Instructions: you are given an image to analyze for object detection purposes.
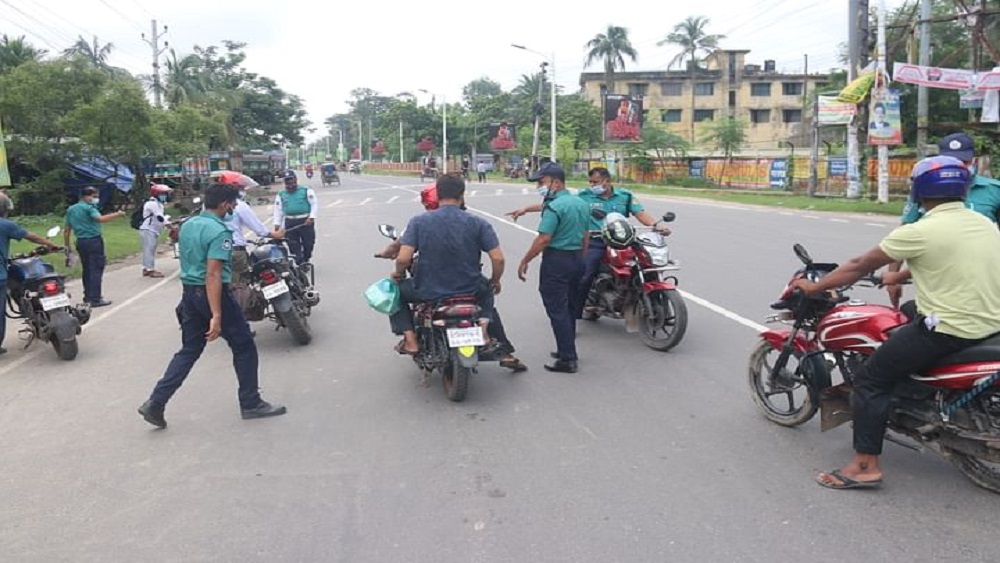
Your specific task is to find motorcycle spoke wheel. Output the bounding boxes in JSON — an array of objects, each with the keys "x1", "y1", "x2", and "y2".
[
  {"x1": 944, "y1": 446, "x2": 1000, "y2": 494},
  {"x1": 639, "y1": 290, "x2": 688, "y2": 351},
  {"x1": 747, "y1": 339, "x2": 818, "y2": 427}
]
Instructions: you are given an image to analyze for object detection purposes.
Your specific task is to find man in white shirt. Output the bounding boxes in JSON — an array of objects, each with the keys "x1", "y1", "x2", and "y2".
[
  {"x1": 272, "y1": 170, "x2": 318, "y2": 263},
  {"x1": 140, "y1": 184, "x2": 172, "y2": 278},
  {"x1": 224, "y1": 184, "x2": 285, "y2": 310},
  {"x1": 476, "y1": 161, "x2": 488, "y2": 183}
]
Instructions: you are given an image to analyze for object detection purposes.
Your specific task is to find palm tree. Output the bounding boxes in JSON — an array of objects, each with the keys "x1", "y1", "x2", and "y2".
[
  {"x1": 163, "y1": 49, "x2": 209, "y2": 107},
  {"x1": 63, "y1": 35, "x2": 115, "y2": 70},
  {"x1": 584, "y1": 25, "x2": 638, "y2": 96},
  {"x1": 658, "y1": 16, "x2": 725, "y2": 142},
  {"x1": 0, "y1": 35, "x2": 46, "y2": 74}
]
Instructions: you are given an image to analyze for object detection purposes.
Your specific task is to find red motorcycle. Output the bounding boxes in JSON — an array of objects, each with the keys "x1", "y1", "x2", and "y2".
[
  {"x1": 585, "y1": 211, "x2": 687, "y2": 351},
  {"x1": 748, "y1": 244, "x2": 1000, "y2": 493}
]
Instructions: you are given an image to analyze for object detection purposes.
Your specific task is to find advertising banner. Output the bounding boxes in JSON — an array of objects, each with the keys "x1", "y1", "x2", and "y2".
[
  {"x1": 769, "y1": 159, "x2": 788, "y2": 189},
  {"x1": 893, "y1": 63, "x2": 975, "y2": 90},
  {"x1": 817, "y1": 96, "x2": 856, "y2": 125},
  {"x1": 689, "y1": 159, "x2": 705, "y2": 178},
  {"x1": 867, "y1": 90, "x2": 902, "y2": 146},
  {"x1": 603, "y1": 94, "x2": 642, "y2": 142},
  {"x1": 488, "y1": 122, "x2": 517, "y2": 151},
  {"x1": 416, "y1": 136, "x2": 435, "y2": 152}
]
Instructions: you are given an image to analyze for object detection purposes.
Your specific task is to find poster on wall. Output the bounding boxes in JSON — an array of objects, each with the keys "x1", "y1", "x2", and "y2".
[
  {"x1": 603, "y1": 94, "x2": 643, "y2": 142},
  {"x1": 416, "y1": 136, "x2": 436, "y2": 152},
  {"x1": 488, "y1": 122, "x2": 517, "y2": 150},
  {"x1": 867, "y1": 90, "x2": 902, "y2": 146}
]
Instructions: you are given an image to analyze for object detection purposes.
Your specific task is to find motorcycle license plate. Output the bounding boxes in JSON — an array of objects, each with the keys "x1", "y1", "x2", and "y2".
[
  {"x1": 39, "y1": 293, "x2": 71, "y2": 311},
  {"x1": 446, "y1": 327, "x2": 485, "y2": 348},
  {"x1": 261, "y1": 280, "x2": 289, "y2": 300}
]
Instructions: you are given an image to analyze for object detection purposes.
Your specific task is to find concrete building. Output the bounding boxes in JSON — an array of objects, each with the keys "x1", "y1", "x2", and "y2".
[{"x1": 579, "y1": 49, "x2": 835, "y2": 151}]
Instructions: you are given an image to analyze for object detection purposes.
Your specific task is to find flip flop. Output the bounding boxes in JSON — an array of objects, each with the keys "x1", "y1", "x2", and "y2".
[
  {"x1": 393, "y1": 339, "x2": 418, "y2": 356},
  {"x1": 816, "y1": 470, "x2": 883, "y2": 490},
  {"x1": 499, "y1": 357, "x2": 527, "y2": 373}
]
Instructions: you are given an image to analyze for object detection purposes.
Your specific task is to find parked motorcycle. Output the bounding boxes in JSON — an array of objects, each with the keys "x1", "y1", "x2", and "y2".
[
  {"x1": 749, "y1": 243, "x2": 1000, "y2": 493},
  {"x1": 243, "y1": 225, "x2": 319, "y2": 345},
  {"x1": 377, "y1": 223, "x2": 483, "y2": 402},
  {"x1": 6, "y1": 227, "x2": 90, "y2": 360},
  {"x1": 584, "y1": 210, "x2": 687, "y2": 351}
]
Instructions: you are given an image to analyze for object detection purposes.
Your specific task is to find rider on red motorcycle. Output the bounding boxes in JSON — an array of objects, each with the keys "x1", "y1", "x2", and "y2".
[
  {"x1": 388, "y1": 175, "x2": 505, "y2": 358},
  {"x1": 376, "y1": 183, "x2": 527, "y2": 372},
  {"x1": 792, "y1": 155, "x2": 1000, "y2": 490}
]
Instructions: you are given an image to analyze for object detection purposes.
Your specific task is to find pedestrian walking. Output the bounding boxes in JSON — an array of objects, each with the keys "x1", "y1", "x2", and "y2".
[
  {"x1": 477, "y1": 161, "x2": 487, "y2": 183},
  {"x1": 138, "y1": 184, "x2": 173, "y2": 278},
  {"x1": 64, "y1": 186, "x2": 126, "y2": 307},
  {"x1": 273, "y1": 170, "x2": 317, "y2": 264},
  {"x1": 517, "y1": 162, "x2": 590, "y2": 373},
  {"x1": 138, "y1": 183, "x2": 286, "y2": 429}
]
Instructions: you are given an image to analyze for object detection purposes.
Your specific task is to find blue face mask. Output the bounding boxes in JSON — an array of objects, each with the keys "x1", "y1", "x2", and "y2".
[
  {"x1": 536, "y1": 186, "x2": 549, "y2": 198},
  {"x1": 157, "y1": 194, "x2": 169, "y2": 203},
  {"x1": 223, "y1": 211, "x2": 234, "y2": 222},
  {"x1": 88, "y1": 198, "x2": 100, "y2": 207},
  {"x1": 590, "y1": 185, "x2": 607, "y2": 196}
]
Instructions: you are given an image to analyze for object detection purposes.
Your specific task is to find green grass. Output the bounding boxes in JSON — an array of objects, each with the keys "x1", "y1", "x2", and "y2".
[{"x1": 9, "y1": 214, "x2": 141, "y2": 279}]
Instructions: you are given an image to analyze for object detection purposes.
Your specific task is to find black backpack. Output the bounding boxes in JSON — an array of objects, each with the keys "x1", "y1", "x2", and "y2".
[{"x1": 130, "y1": 205, "x2": 149, "y2": 230}]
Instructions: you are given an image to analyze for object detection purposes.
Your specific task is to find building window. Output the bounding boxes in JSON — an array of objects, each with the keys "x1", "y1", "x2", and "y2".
[
  {"x1": 782, "y1": 82, "x2": 803, "y2": 96},
  {"x1": 694, "y1": 109, "x2": 715, "y2": 122},
  {"x1": 750, "y1": 83, "x2": 771, "y2": 97},
  {"x1": 750, "y1": 109, "x2": 771, "y2": 124},
  {"x1": 660, "y1": 82, "x2": 682, "y2": 96},
  {"x1": 782, "y1": 109, "x2": 802, "y2": 122},
  {"x1": 728, "y1": 91, "x2": 736, "y2": 107},
  {"x1": 661, "y1": 109, "x2": 682, "y2": 123},
  {"x1": 628, "y1": 83, "x2": 648, "y2": 97},
  {"x1": 694, "y1": 82, "x2": 715, "y2": 96},
  {"x1": 599, "y1": 84, "x2": 607, "y2": 98}
]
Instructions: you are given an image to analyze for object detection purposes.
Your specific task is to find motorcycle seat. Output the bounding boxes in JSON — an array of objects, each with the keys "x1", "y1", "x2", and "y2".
[
  {"x1": 415, "y1": 295, "x2": 480, "y2": 319},
  {"x1": 930, "y1": 333, "x2": 1000, "y2": 367}
]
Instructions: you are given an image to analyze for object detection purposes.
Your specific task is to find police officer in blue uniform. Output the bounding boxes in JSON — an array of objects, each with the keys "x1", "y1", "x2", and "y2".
[
  {"x1": 138, "y1": 183, "x2": 286, "y2": 428},
  {"x1": 517, "y1": 162, "x2": 590, "y2": 373},
  {"x1": 576, "y1": 166, "x2": 672, "y2": 319}
]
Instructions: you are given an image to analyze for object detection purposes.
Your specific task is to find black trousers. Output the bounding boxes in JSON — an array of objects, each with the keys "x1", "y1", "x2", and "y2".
[
  {"x1": 389, "y1": 278, "x2": 495, "y2": 334},
  {"x1": 539, "y1": 249, "x2": 584, "y2": 362},
  {"x1": 76, "y1": 236, "x2": 106, "y2": 304},
  {"x1": 853, "y1": 317, "x2": 981, "y2": 455},
  {"x1": 285, "y1": 218, "x2": 316, "y2": 263}
]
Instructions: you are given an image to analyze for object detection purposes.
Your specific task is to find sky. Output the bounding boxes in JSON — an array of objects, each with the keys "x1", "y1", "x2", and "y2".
[{"x1": 2, "y1": 0, "x2": 907, "y2": 143}]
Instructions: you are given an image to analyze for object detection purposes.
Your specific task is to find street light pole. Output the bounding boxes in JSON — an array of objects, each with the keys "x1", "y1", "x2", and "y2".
[
  {"x1": 419, "y1": 89, "x2": 448, "y2": 173},
  {"x1": 512, "y1": 44, "x2": 558, "y2": 162}
]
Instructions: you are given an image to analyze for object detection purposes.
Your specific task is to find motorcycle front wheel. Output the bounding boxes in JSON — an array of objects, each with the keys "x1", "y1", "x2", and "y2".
[
  {"x1": 639, "y1": 289, "x2": 687, "y2": 351},
  {"x1": 747, "y1": 339, "x2": 821, "y2": 427}
]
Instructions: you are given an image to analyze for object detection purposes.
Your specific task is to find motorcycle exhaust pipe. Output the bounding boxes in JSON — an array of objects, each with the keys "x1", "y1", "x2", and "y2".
[{"x1": 303, "y1": 290, "x2": 321, "y2": 307}]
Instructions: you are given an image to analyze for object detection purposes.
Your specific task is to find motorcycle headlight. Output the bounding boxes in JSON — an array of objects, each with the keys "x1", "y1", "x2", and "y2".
[{"x1": 646, "y1": 245, "x2": 671, "y2": 266}]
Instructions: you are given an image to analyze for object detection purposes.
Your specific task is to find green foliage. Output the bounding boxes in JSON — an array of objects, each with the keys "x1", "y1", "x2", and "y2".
[
  {"x1": 584, "y1": 25, "x2": 639, "y2": 94},
  {"x1": 657, "y1": 16, "x2": 725, "y2": 71},
  {"x1": 702, "y1": 118, "x2": 747, "y2": 158}
]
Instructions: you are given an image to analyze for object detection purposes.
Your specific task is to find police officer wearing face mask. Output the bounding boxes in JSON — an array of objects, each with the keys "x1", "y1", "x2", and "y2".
[
  {"x1": 576, "y1": 167, "x2": 671, "y2": 320},
  {"x1": 138, "y1": 183, "x2": 286, "y2": 429},
  {"x1": 273, "y1": 170, "x2": 318, "y2": 264},
  {"x1": 64, "y1": 186, "x2": 126, "y2": 307},
  {"x1": 517, "y1": 162, "x2": 590, "y2": 373}
]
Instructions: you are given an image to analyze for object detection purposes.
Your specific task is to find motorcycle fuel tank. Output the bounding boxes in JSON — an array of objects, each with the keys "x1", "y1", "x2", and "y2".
[{"x1": 815, "y1": 303, "x2": 907, "y2": 354}]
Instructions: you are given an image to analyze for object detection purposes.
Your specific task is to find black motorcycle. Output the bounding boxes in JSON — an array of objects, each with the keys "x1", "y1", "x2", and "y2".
[
  {"x1": 6, "y1": 228, "x2": 90, "y2": 360},
  {"x1": 243, "y1": 227, "x2": 319, "y2": 345},
  {"x1": 376, "y1": 224, "x2": 483, "y2": 402}
]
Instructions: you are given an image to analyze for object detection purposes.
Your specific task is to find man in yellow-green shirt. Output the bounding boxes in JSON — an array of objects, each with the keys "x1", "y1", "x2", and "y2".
[{"x1": 793, "y1": 156, "x2": 1000, "y2": 491}]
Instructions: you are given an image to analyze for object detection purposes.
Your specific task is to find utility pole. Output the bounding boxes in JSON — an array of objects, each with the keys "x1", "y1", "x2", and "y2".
[
  {"x1": 846, "y1": 0, "x2": 870, "y2": 199},
  {"x1": 550, "y1": 52, "x2": 557, "y2": 162},
  {"x1": 807, "y1": 54, "x2": 820, "y2": 197},
  {"x1": 530, "y1": 61, "x2": 547, "y2": 172},
  {"x1": 141, "y1": 20, "x2": 168, "y2": 108},
  {"x1": 877, "y1": 0, "x2": 890, "y2": 204},
  {"x1": 399, "y1": 120, "x2": 405, "y2": 164},
  {"x1": 917, "y1": 0, "x2": 932, "y2": 156}
]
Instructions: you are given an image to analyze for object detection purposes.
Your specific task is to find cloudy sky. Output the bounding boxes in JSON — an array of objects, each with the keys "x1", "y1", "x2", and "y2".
[{"x1": 3, "y1": 0, "x2": 905, "y2": 141}]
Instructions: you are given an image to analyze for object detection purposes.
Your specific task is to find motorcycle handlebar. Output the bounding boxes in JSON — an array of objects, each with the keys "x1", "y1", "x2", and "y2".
[{"x1": 12, "y1": 245, "x2": 65, "y2": 259}]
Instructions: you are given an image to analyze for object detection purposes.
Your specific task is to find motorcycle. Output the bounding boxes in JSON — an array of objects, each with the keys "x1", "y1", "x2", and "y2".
[
  {"x1": 377, "y1": 223, "x2": 482, "y2": 402},
  {"x1": 305, "y1": 169, "x2": 314, "y2": 179},
  {"x1": 243, "y1": 224, "x2": 319, "y2": 345},
  {"x1": 748, "y1": 243, "x2": 1000, "y2": 493},
  {"x1": 164, "y1": 197, "x2": 200, "y2": 259},
  {"x1": 584, "y1": 210, "x2": 688, "y2": 351},
  {"x1": 6, "y1": 227, "x2": 91, "y2": 360}
]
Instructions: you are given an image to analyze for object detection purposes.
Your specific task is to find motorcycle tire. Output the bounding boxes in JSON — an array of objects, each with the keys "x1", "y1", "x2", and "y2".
[
  {"x1": 746, "y1": 339, "x2": 822, "y2": 427},
  {"x1": 944, "y1": 448, "x2": 1000, "y2": 494},
  {"x1": 442, "y1": 350, "x2": 470, "y2": 402},
  {"x1": 50, "y1": 334, "x2": 78, "y2": 361},
  {"x1": 639, "y1": 289, "x2": 688, "y2": 351},
  {"x1": 278, "y1": 305, "x2": 312, "y2": 345}
]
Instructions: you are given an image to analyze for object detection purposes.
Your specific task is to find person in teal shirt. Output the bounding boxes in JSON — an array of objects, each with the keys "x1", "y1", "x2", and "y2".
[
  {"x1": 889, "y1": 132, "x2": 1000, "y2": 309},
  {"x1": 576, "y1": 167, "x2": 673, "y2": 320},
  {"x1": 64, "y1": 186, "x2": 126, "y2": 307},
  {"x1": 138, "y1": 183, "x2": 286, "y2": 429},
  {"x1": 518, "y1": 162, "x2": 590, "y2": 373}
]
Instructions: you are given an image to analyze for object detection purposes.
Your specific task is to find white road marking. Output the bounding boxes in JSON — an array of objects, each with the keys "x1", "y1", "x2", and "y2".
[
  {"x1": 359, "y1": 198, "x2": 373, "y2": 206},
  {"x1": 803, "y1": 215, "x2": 820, "y2": 220},
  {"x1": 470, "y1": 191, "x2": 478, "y2": 197},
  {"x1": 325, "y1": 199, "x2": 343, "y2": 208},
  {"x1": 830, "y1": 218, "x2": 850, "y2": 223},
  {"x1": 465, "y1": 205, "x2": 769, "y2": 335},
  {"x1": 778, "y1": 211, "x2": 793, "y2": 216},
  {"x1": 866, "y1": 222, "x2": 885, "y2": 227},
  {"x1": 386, "y1": 196, "x2": 399, "y2": 204}
]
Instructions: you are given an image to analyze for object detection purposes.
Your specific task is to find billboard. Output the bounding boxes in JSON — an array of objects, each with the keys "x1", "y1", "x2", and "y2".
[
  {"x1": 416, "y1": 136, "x2": 435, "y2": 152},
  {"x1": 868, "y1": 90, "x2": 902, "y2": 146},
  {"x1": 488, "y1": 122, "x2": 516, "y2": 151},
  {"x1": 603, "y1": 94, "x2": 643, "y2": 142},
  {"x1": 370, "y1": 139, "x2": 386, "y2": 156}
]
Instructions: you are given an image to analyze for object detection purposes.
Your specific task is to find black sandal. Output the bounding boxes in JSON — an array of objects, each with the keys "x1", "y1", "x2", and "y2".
[{"x1": 499, "y1": 356, "x2": 527, "y2": 373}]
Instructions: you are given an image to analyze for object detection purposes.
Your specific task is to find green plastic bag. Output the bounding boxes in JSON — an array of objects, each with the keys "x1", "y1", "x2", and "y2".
[{"x1": 364, "y1": 277, "x2": 401, "y2": 315}]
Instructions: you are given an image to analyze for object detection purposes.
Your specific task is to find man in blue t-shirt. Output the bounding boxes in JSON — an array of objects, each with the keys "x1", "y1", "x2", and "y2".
[
  {"x1": 0, "y1": 193, "x2": 62, "y2": 354},
  {"x1": 390, "y1": 174, "x2": 505, "y2": 354}
]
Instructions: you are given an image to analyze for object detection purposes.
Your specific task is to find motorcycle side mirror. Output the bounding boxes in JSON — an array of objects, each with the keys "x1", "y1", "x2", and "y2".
[
  {"x1": 591, "y1": 209, "x2": 607, "y2": 220},
  {"x1": 378, "y1": 224, "x2": 398, "y2": 239},
  {"x1": 793, "y1": 243, "x2": 813, "y2": 266},
  {"x1": 661, "y1": 212, "x2": 676, "y2": 223},
  {"x1": 192, "y1": 197, "x2": 202, "y2": 204},
  {"x1": 46, "y1": 226, "x2": 61, "y2": 238}
]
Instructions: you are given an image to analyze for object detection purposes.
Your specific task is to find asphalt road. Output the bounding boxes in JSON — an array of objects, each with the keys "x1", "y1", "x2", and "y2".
[{"x1": 0, "y1": 172, "x2": 996, "y2": 562}]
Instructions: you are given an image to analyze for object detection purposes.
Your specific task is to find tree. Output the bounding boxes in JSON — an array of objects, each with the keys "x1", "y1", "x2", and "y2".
[
  {"x1": 62, "y1": 35, "x2": 127, "y2": 76},
  {"x1": 162, "y1": 48, "x2": 208, "y2": 108},
  {"x1": 229, "y1": 76, "x2": 308, "y2": 147},
  {"x1": 584, "y1": 25, "x2": 638, "y2": 95},
  {"x1": 702, "y1": 118, "x2": 747, "y2": 184},
  {"x1": 0, "y1": 35, "x2": 46, "y2": 75},
  {"x1": 642, "y1": 126, "x2": 690, "y2": 172},
  {"x1": 659, "y1": 16, "x2": 725, "y2": 143}
]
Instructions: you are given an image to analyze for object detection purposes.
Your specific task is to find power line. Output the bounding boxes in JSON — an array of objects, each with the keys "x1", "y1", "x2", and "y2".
[
  {"x1": 18, "y1": 0, "x2": 148, "y2": 64},
  {"x1": 127, "y1": 0, "x2": 155, "y2": 19},
  {"x1": 96, "y1": 0, "x2": 145, "y2": 32}
]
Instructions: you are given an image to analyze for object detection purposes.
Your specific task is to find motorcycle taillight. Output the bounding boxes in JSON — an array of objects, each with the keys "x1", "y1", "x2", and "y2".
[
  {"x1": 42, "y1": 281, "x2": 60, "y2": 295},
  {"x1": 260, "y1": 270, "x2": 279, "y2": 284}
]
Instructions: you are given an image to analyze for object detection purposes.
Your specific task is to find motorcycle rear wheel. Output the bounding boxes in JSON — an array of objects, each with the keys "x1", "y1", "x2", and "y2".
[
  {"x1": 945, "y1": 449, "x2": 1000, "y2": 494},
  {"x1": 639, "y1": 289, "x2": 688, "y2": 351},
  {"x1": 442, "y1": 350, "x2": 470, "y2": 402},
  {"x1": 279, "y1": 305, "x2": 312, "y2": 345},
  {"x1": 747, "y1": 339, "x2": 820, "y2": 427},
  {"x1": 50, "y1": 335, "x2": 78, "y2": 361}
]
